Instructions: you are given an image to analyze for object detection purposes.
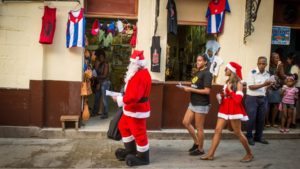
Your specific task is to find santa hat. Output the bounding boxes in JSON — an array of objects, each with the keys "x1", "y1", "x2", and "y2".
[
  {"x1": 226, "y1": 62, "x2": 243, "y2": 80},
  {"x1": 91, "y1": 19, "x2": 99, "y2": 36},
  {"x1": 130, "y1": 50, "x2": 146, "y2": 67}
]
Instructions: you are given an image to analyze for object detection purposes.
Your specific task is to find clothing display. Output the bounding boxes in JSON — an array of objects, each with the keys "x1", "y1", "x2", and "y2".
[
  {"x1": 103, "y1": 32, "x2": 113, "y2": 47},
  {"x1": 130, "y1": 25, "x2": 137, "y2": 48},
  {"x1": 108, "y1": 21, "x2": 116, "y2": 35},
  {"x1": 151, "y1": 36, "x2": 161, "y2": 72},
  {"x1": 116, "y1": 20, "x2": 124, "y2": 32},
  {"x1": 39, "y1": 6, "x2": 56, "y2": 44},
  {"x1": 91, "y1": 19, "x2": 99, "y2": 36},
  {"x1": 206, "y1": 0, "x2": 230, "y2": 34},
  {"x1": 66, "y1": 8, "x2": 85, "y2": 48},
  {"x1": 166, "y1": 0, "x2": 178, "y2": 35},
  {"x1": 209, "y1": 56, "x2": 223, "y2": 76},
  {"x1": 98, "y1": 29, "x2": 105, "y2": 43}
]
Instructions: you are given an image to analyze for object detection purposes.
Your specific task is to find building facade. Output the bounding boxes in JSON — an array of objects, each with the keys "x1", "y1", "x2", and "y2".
[{"x1": 0, "y1": 0, "x2": 278, "y2": 129}]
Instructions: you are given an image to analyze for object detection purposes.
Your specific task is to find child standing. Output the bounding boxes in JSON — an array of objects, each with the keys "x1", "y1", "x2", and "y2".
[{"x1": 280, "y1": 74, "x2": 299, "y2": 133}]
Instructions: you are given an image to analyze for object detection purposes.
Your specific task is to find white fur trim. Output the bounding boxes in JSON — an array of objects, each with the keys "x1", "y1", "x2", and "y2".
[
  {"x1": 218, "y1": 112, "x2": 249, "y2": 121},
  {"x1": 117, "y1": 96, "x2": 124, "y2": 107},
  {"x1": 236, "y1": 91, "x2": 244, "y2": 96},
  {"x1": 137, "y1": 143, "x2": 149, "y2": 152},
  {"x1": 130, "y1": 58, "x2": 146, "y2": 67},
  {"x1": 226, "y1": 63, "x2": 236, "y2": 73},
  {"x1": 123, "y1": 109, "x2": 150, "y2": 118},
  {"x1": 122, "y1": 135, "x2": 135, "y2": 143}
]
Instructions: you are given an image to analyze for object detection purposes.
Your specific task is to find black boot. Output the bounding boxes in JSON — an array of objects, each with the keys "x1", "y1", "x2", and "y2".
[
  {"x1": 125, "y1": 150, "x2": 150, "y2": 166},
  {"x1": 115, "y1": 141, "x2": 136, "y2": 161}
]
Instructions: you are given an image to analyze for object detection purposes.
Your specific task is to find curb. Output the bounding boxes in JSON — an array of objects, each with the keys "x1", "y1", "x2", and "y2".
[{"x1": 0, "y1": 126, "x2": 300, "y2": 139}]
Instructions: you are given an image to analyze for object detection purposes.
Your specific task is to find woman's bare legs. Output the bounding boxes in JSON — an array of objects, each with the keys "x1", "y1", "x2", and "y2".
[
  {"x1": 201, "y1": 118, "x2": 227, "y2": 159},
  {"x1": 195, "y1": 113, "x2": 206, "y2": 151},
  {"x1": 182, "y1": 109, "x2": 198, "y2": 145},
  {"x1": 230, "y1": 120, "x2": 253, "y2": 161}
]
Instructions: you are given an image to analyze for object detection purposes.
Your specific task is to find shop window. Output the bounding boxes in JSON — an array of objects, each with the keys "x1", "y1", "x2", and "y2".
[
  {"x1": 85, "y1": 18, "x2": 136, "y2": 92},
  {"x1": 166, "y1": 25, "x2": 214, "y2": 81}
]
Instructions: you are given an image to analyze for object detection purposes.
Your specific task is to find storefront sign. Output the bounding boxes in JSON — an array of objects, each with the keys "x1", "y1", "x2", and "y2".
[{"x1": 272, "y1": 26, "x2": 291, "y2": 45}]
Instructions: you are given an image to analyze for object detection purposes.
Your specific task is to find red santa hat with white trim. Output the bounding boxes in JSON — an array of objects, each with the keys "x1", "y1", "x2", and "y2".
[
  {"x1": 130, "y1": 50, "x2": 146, "y2": 67},
  {"x1": 226, "y1": 62, "x2": 243, "y2": 80}
]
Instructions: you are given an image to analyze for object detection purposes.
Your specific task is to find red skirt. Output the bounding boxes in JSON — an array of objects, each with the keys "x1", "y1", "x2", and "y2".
[{"x1": 218, "y1": 97, "x2": 248, "y2": 121}]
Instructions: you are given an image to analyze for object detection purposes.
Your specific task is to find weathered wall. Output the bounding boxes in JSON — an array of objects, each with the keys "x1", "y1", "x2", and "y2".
[{"x1": 0, "y1": 1, "x2": 83, "y2": 89}]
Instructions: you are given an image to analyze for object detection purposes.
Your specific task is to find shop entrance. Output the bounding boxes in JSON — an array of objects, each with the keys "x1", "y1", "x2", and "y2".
[
  {"x1": 81, "y1": 18, "x2": 136, "y2": 129},
  {"x1": 268, "y1": 0, "x2": 300, "y2": 128},
  {"x1": 166, "y1": 25, "x2": 214, "y2": 81}
]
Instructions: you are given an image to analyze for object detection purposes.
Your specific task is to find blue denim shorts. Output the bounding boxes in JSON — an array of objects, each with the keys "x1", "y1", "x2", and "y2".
[{"x1": 188, "y1": 103, "x2": 210, "y2": 114}]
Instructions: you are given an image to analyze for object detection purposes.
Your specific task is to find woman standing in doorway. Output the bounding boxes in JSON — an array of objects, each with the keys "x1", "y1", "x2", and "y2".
[
  {"x1": 181, "y1": 55, "x2": 212, "y2": 156},
  {"x1": 201, "y1": 62, "x2": 253, "y2": 162},
  {"x1": 92, "y1": 48, "x2": 111, "y2": 119},
  {"x1": 266, "y1": 52, "x2": 286, "y2": 127}
]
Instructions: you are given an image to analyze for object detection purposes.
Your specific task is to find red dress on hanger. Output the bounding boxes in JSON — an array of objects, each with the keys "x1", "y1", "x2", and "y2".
[{"x1": 39, "y1": 6, "x2": 56, "y2": 44}]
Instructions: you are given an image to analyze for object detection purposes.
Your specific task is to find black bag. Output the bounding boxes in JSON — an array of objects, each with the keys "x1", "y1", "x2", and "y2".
[{"x1": 107, "y1": 109, "x2": 122, "y2": 141}]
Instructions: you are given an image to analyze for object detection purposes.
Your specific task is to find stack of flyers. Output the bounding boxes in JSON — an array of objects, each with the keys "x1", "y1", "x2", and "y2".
[{"x1": 176, "y1": 82, "x2": 184, "y2": 88}]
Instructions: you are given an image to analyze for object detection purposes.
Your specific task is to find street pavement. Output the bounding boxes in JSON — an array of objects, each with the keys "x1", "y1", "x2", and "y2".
[{"x1": 0, "y1": 138, "x2": 299, "y2": 169}]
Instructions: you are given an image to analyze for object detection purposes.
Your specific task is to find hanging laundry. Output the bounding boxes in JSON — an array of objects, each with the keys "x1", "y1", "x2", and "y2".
[
  {"x1": 66, "y1": 8, "x2": 85, "y2": 48},
  {"x1": 116, "y1": 20, "x2": 124, "y2": 32},
  {"x1": 166, "y1": 0, "x2": 178, "y2": 35},
  {"x1": 130, "y1": 25, "x2": 137, "y2": 48},
  {"x1": 39, "y1": 6, "x2": 56, "y2": 44},
  {"x1": 206, "y1": 0, "x2": 231, "y2": 34},
  {"x1": 91, "y1": 19, "x2": 99, "y2": 36}
]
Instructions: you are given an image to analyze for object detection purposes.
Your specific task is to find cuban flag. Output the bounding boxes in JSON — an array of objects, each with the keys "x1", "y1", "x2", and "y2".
[
  {"x1": 66, "y1": 9, "x2": 85, "y2": 48},
  {"x1": 206, "y1": 0, "x2": 230, "y2": 34}
]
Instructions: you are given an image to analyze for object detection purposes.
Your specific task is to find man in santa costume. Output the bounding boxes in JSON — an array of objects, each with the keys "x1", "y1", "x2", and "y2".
[{"x1": 112, "y1": 50, "x2": 151, "y2": 166}]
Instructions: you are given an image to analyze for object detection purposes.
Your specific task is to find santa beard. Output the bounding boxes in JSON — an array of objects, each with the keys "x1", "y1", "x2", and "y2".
[{"x1": 124, "y1": 62, "x2": 140, "y2": 83}]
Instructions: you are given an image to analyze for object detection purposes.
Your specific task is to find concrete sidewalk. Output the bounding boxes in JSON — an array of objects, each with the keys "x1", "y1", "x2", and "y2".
[
  {"x1": 0, "y1": 138, "x2": 299, "y2": 169},
  {"x1": 0, "y1": 125, "x2": 300, "y2": 139}
]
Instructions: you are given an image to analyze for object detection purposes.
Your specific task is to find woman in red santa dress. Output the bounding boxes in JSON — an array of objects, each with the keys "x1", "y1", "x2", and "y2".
[
  {"x1": 201, "y1": 62, "x2": 253, "y2": 162},
  {"x1": 112, "y1": 50, "x2": 152, "y2": 167}
]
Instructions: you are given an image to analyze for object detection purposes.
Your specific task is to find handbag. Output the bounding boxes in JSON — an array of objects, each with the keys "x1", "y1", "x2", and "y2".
[
  {"x1": 82, "y1": 102, "x2": 90, "y2": 121},
  {"x1": 107, "y1": 109, "x2": 122, "y2": 141},
  {"x1": 81, "y1": 82, "x2": 88, "y2": 96}
]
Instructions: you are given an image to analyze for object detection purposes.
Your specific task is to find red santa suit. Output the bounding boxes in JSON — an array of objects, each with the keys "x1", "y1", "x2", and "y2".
[
  {"x1": 218, "y1": 62, "x2": 249, "y2": 121},
  {"x1": 116, "y1": 50, "x2": 152, "y2": 153}
]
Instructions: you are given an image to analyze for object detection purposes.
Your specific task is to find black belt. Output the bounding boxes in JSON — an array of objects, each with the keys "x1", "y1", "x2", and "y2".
[
  {"x1": 138, "y1": 97, "x2": 149, "y2": 103},
  {"x1": 256, "y1": 96, "x2": 265, "y2": 98}
]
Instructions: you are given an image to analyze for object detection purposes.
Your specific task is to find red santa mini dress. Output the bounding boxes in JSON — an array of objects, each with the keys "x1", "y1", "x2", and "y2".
[{"x1": 218, "y1": 84, "x2": 249, "y2": 121}]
